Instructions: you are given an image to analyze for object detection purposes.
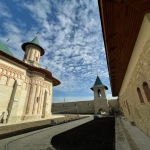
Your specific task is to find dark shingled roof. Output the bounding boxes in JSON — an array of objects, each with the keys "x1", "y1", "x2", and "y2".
[
  {"x1": 22, "y1": 36, "x2": 45, "y2": 56},
  {"x1": 91, "y1": 76, "x2": 108, "y2": 90}
]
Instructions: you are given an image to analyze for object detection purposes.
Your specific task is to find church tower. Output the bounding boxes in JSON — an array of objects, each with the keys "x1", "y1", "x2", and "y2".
[
  {"x1": 91, "y1": 76, "x2": 109, "y2": 114},
  {"x1": 21, "y1": 36, "x2": 45, "y2": 67}
]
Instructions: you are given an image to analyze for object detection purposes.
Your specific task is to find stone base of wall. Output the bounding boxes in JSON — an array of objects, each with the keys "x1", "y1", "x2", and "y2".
[
  {"x1": 7, "y1": 116, "x2": 18, "y2": 123},
  {"x1": 0, "y1": 118, "x2": 51, "y2": 139},
  {"x1": 42, "y1": 112, "x2": 51, "y2": 118},
  {"x1": 24, "y1": 114, "x2": 41, "y2": 120}
]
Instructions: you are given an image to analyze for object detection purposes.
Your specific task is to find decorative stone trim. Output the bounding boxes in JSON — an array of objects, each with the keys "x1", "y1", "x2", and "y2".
[{"x1": 0, "y1": 63, "x2": 24, "y2": 75}]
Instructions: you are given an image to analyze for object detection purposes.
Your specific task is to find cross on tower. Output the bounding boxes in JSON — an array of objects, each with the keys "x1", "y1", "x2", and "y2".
[{"x1": 6, "y1": 38, "x2": 10, "y2": 43}]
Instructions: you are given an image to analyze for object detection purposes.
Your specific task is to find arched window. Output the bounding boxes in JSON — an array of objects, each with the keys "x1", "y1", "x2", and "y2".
[
  {"x1": 98, "y1": 89, "x2": 101, "y2": 97},
  {"x1": 36, "y1": 57, "x2": 38, "y2": 61},
  {"x1": 137, "y1": 87, "x2": 144, "y2": 103},
  {"x1": 143, "y1": 82, "x2": 150, "y2": 102}
]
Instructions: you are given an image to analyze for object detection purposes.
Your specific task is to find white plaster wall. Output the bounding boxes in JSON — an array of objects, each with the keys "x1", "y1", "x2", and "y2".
[
  {"x1": 0, "y1": 85, "x2": 13, "y2": 116},
  {"x1": 0, "y1": 76, "x2": 7, "y2": 85},
  {"x1": 16, "y1": 89, "x2": 27, "y2": 120}
]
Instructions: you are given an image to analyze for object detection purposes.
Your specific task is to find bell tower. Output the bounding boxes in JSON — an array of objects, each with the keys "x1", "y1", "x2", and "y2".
[
  {"x1": 91, "y1": 76, "x2": 109, "y2": 114},
  {"x1": 21, "y1": 36, "x2": 45, "y2": 67}
]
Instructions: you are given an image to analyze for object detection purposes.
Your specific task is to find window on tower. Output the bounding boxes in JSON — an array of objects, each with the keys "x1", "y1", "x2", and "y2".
[{"x1": 98, "y1": 89, "x2": 101, "y2": 97}]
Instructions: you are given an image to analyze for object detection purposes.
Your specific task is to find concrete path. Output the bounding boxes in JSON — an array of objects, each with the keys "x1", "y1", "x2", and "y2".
[
  {"x1": 0, "y1": 115, "x2": 65, "y2": 127},
  {"x1": 115, "y1": 117, "x2": 130, "y2": 150},
  {"x1": 116, "y1": 116, "x2": 150, "y2": 150},
  {"x1": 0, "y1": 116, "x2": 93, "y2": 150}
]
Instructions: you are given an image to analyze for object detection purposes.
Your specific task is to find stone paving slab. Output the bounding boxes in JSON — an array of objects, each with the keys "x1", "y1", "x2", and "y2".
[
  {"x1": 116, "y1": 116, "x2": 150, "y2": 150},
  {"x1": 115, "y1": 117, "x2": 130, "y2": 150},
  {"x1": 121, "y1": 117, "x2": 150, "y2": 150}
]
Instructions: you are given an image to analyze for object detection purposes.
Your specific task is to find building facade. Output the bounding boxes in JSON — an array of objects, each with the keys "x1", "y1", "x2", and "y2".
[
  {"x1": 99, "y1": 0, "x2": 150, "y2": 136},
  {"x1": 0, "y1": 37, "x2": 60, "y2": 123}
]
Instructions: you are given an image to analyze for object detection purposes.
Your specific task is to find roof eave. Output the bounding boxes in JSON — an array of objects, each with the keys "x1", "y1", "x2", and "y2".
[{"x1": 22, "y1": 42, "x2": 45, "y2": 56}]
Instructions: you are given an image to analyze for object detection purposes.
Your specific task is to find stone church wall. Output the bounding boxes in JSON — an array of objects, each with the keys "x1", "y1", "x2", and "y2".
[
  {"x1": 0, "y1": 85, "x2": 13, "y2": 115},
  {"x1": 0, "y1": 59, "x2": 26, "y2": 122},
  {"x1": 16, "y1": 89, "x2": 27, "y2": 120},
  {"x1": 119, "y1": 35, "x2": 150, "y2": 135},
  {"x1": 0, "y1": 57, "x2": 53, "y2": 123}
]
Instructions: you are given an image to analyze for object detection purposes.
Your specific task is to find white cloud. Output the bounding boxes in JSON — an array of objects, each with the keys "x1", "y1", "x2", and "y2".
[
  {"x1": 0, "y1": 0, "x2": 113, "y2": 102},
  {"x1": 3, "y1": 22, "x2": 21, "y2": 34},
  {"x1": 0, "y1": 2, "x2": 12, "y2": 18},
  {"x1": 23, "y1": 0, "x2": 51, "y2": 21}
]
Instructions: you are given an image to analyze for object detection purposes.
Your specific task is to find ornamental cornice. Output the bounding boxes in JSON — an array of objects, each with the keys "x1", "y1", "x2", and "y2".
[{"x1": 0, "y1": 63, "x2": 24, "y2": 75}]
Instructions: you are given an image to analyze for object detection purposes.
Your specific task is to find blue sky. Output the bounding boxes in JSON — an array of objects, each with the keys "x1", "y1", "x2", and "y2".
[{"x1": 0, "y1": 0, "x2": 117, "y2": 102}]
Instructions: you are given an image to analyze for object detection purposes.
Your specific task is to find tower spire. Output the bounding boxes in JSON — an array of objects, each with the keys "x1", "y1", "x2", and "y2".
[
  {"x1": 91, "y1": 75, "x2": 109, "y2": 114},
  {"x1": 91, "y1": 76, "x2": 108, "y2": 91}
]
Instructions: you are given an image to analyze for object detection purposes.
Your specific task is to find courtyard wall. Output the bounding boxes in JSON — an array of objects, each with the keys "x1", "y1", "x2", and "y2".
[
  {"x1": 52, "y1": 100, "x2": 95, "y2": 114},
  {"x1": 52, "y1": 99, "x2": 118, "y2": 114}
]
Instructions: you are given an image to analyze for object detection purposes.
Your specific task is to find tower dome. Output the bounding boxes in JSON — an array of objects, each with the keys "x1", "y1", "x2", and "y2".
[{"x1": 21, "y1": 36, "x2": 45, "y2": 67}]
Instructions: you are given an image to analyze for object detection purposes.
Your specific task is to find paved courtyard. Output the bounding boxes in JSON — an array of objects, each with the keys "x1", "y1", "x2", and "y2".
[
  {"x1": 0, "y1": 116, "x2": 93, "y2": 150},
  {"x1": 1, "y1": 116, "x2": 150, "y2": 150},
  {"x1": 52, "y1": 117, "x2": 115, "y2": 150}
]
